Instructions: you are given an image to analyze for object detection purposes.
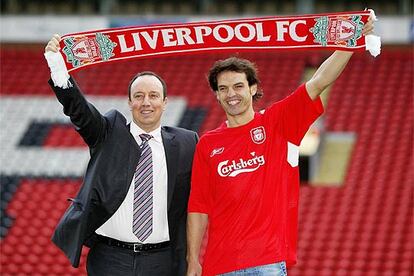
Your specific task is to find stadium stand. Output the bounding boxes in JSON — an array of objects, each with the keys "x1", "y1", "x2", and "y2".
[
  {"x1": 1, "y1": 0, "x2": 410, "y2": 15},
  {"x1": 1, "y1": 44, "x2": 412, "y2": 275}
]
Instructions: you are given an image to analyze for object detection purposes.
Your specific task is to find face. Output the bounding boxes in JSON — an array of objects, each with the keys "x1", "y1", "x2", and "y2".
[
  {"x1": 128, "y1": 75, "x2": 167, "y2": 132},
  {"x1": 216, "y1": 71, "x2": 257, "y2": 120}
]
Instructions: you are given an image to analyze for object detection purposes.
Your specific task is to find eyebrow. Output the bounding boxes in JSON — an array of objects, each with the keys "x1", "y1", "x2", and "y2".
[
  {"x1": 132, "y1": 90, "x2": 161, "y2": 95},
  {"x1": 218, "y1": 82, "x2": 244, "y2": 87}
]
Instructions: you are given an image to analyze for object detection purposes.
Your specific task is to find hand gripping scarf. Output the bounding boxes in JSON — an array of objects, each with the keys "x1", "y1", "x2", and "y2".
[{"x1": 58, "y1": 10, "x2": 380, "y2": 73}]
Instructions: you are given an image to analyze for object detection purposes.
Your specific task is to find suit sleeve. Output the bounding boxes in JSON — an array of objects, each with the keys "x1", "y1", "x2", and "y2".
[
  {"x1": 266, "y1": 83, "x2": 324, "y2": 145},
  {"x1": 49, "y1": 76, "x2": 107, "y2": 148},
  {"x1": 173, "y1": 131, "x2": 199, "y2": 276}
]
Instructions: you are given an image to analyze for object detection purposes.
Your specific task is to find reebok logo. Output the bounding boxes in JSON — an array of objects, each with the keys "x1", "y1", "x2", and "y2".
[
  {"x1": 210, "y1": 147, "x2": 224, "y2": 157},
  {"x1": 217, "y1": 152, "x2": 265, "y2": 177}
]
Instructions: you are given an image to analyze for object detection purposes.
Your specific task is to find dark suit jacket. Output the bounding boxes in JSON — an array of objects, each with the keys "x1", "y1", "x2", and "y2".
[{"x1": 49, "y1": 77, "x2": 198, "y2": 275}]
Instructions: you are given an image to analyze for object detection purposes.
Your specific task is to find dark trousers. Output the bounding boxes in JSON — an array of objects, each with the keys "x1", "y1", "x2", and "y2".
[{"x1": 86, "y1": 241, "x2": 173, "y2": 276}]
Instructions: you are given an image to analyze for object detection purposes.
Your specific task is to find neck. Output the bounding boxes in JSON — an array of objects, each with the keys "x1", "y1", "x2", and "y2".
[
  {"x1": 226, "y1": 109, "x2": 255, "y2": 128},
  {"x1": 133, "y1": 120, "x2": 160, "y2": 133}
]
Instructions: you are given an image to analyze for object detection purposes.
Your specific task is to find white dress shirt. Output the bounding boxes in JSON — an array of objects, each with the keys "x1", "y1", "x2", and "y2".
[{"x1": 95, "y1": 122, "x2": 170, "y2": 243}]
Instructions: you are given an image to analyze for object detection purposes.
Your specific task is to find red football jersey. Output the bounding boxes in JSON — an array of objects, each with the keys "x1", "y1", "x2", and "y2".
[{"x1": 188, "y1": 84, "x2": 324, "y2": 276}]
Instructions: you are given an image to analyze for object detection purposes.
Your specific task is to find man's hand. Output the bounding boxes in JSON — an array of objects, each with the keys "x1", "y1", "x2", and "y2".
[
  {"x1": 45, "y1": 34, "x2": 61, "y2": 53},
  {"x1": 44, "y1": 34, "x2": 71, "y2": 88},
  {"x1": 363, "y1": 11, "x2": 380, "y2": 57},
  {"x1": 187, "y1": 259, "x2": 202, "y2": 276},
  {"x1": 362, "y1": 16, "x2": 375, "y2": 36}
]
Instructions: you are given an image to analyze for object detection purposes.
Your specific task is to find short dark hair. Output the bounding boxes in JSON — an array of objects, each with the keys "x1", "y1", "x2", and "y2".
[
  {"x1": 128, "y1": 71, "x2": 167, "y2": 100},
  {"x1": 208, "y1": 57, "x2": 263, "y2": 101}
]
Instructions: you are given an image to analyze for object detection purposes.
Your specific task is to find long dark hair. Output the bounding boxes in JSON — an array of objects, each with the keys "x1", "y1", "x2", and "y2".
[{"x1": 208, "y1": 57, "x2": 263, "y2": 101}]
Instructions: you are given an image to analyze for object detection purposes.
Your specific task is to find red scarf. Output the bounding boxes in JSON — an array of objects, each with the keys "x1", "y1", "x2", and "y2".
[{"x1": 60, "y1": 11, "x2": 371, "y2": 72}]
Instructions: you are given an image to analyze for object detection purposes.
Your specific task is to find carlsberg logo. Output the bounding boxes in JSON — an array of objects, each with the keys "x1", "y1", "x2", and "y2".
[{"x1": 218, "y1": 152, "x2": 265, "y2": 177}]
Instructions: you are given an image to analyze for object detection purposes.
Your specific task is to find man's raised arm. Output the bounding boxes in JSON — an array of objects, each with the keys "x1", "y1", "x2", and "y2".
[{"x1": 306, "y1": 17, "x2": 375, "y2": 100}]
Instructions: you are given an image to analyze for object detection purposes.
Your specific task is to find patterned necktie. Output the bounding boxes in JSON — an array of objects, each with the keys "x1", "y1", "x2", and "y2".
[{"x1": 133, "y1": 133, "x2": 153, "y2": 242}]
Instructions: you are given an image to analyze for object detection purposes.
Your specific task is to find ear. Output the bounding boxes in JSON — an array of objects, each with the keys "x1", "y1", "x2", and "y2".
[
  {"x1": 128, "y1": 99, "x2": 133, "y2": 110},
  {"x1": 215, "y1": 91, "x2": 220, "y2": 102},
  {"x1": 163, "y1": 97, "x2": 168, "y2": 110},
  {"x1": 250, "y1": 84, "x2": 257, "y2": 96}
]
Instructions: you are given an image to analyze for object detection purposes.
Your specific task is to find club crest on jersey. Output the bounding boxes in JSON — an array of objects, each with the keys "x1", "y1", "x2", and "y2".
[{"x1": 250, "y1": 126, "x2": 266, "y2": 144}]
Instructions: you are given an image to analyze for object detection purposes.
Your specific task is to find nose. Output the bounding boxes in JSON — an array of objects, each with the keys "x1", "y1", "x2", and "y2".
[
  {"x1": 142, "y1": 95, "x2": 151, "y2": 106},
  {"x1": 227, "y1": 88, "x2": 236, "y2": 97}
]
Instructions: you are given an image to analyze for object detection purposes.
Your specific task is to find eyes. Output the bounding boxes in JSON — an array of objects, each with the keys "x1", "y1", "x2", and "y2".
[
  {"x1": 218, "y1": 83, "x2": 245, "y2": 94},
  {"x1": 132, "y1": 92, "x2": 161, "y2": 101}
]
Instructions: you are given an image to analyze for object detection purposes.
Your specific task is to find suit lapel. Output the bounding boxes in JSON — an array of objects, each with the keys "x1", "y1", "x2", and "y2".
[{"x1": 162, "y1": 128, "x2": 178, "y2": 210}]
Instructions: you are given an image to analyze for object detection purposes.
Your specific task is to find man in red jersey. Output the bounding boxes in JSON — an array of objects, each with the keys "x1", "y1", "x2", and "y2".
[{"x1": 186, "y1": 19, "x2": 374, "y2": 276}]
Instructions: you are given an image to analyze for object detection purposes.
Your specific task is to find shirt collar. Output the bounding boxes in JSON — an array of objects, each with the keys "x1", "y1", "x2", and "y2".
[{"x1": 130, "y1": 121, "x2": 162, "y2": 143}]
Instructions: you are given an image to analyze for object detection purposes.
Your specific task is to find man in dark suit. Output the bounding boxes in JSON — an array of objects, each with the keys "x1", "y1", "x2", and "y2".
[{"x1": 45, "y1": 35, "x2": 198, "y2": 276}]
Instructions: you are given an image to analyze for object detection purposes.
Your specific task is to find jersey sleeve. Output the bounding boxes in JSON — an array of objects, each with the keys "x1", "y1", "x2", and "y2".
[
  {"x1": 266, "y1": 83, "x2": 324, "y2": 145},
  {"x1": 188, "y1": 140, "x2": 211, "y2": 214}
]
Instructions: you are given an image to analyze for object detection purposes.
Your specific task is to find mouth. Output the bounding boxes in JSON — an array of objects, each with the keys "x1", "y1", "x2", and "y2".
[
  {"x1": 226, "y1": 99, "x2": 241, "y2": 106},
  {"x1": 140, "y1": 110, "x2": 153, "y2": 114}
]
